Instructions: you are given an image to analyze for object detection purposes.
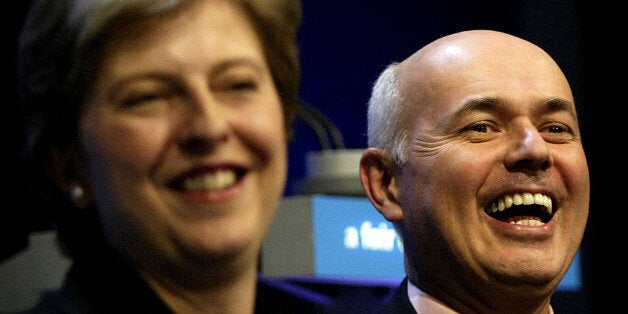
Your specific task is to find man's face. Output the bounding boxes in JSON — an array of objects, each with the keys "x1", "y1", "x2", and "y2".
[{"x1": 395, "y1": 33, "x2": 589, "y2": 301}]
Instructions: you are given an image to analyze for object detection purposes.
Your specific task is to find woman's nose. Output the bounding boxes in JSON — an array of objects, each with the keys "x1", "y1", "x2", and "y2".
[{"x1": 179, "y1": 96, "x2": 229, "y2": 157}]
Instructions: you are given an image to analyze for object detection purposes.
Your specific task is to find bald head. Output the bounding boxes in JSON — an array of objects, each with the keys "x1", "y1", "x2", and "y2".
[
  {"x1": 366, "y1": 29, "x2": 576, "y2": 164},
  {"x1": 400, "y1": 29, "x2": 565, "y2": 76},
  {"x1": 393, "y1": 30, "x2": 573, "y2": 134}
]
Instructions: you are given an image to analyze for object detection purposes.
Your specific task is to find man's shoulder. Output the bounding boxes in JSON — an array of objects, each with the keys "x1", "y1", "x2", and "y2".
[{"x1": 379, "y1": 277, "x2": 416, "y2": 314}]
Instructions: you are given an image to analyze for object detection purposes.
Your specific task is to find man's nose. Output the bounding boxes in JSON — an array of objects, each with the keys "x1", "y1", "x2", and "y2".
[{"x1": 504, "y1": 125, "x2": 553, "y2": 172}]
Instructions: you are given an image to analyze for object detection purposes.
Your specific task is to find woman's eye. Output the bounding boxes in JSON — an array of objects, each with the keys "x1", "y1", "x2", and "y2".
[
  {"x1": 121, "y1": 93, "x2": 162, "y2": 107},
  {"x1": 229, "y1": 80, "x2": 257, "y2": 91}
]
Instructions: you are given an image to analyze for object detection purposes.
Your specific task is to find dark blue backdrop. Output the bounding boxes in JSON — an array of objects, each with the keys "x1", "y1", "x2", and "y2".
[{"x1": 287, "y1": 0, "x2": 583, "y2": 196}]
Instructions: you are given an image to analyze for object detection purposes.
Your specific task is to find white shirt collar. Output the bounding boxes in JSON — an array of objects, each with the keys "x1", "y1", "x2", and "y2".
[
  {"x1": 406, "y1": 279, "x2": 553, "y2": 314},
  {"x1": 407, "y1": 280, "x2": 458, "y2": 314}
]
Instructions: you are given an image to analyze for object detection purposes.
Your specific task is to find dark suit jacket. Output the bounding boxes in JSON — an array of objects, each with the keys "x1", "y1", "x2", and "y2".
[{"x1": 379, "y1": 277, "x2": 416, "y2": 314}]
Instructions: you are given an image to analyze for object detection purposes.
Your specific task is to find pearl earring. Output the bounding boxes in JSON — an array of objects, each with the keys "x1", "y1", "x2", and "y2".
[{"x1": 69, "y1": 185, "x2": 84, "y2": 204}]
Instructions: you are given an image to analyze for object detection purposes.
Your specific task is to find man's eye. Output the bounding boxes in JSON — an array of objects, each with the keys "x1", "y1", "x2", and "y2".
[
  {"x1": 458, "y1": 122, "x2": 499, "y2": 142},
  {"x1": 548, "y1": 125, "x2": 565, "y2": 133},
  {"x1": 467, "y1": 123, "x2": 490, "y2": 133}
]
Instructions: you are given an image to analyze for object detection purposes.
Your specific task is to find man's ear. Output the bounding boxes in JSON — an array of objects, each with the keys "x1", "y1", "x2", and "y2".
[{"x1": 359, "y1": 148, "x2": 403, "y2": 222}]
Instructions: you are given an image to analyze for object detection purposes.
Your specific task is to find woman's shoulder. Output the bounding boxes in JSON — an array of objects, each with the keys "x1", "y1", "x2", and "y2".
[{"x1": 256, "y1": 275, "x2": 339, "y2": 313}]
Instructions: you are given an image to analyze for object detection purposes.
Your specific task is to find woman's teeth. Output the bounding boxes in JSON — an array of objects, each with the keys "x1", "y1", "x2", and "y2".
[{"x1": 182, "y1": 170, "x2": 237, "y2": 191}]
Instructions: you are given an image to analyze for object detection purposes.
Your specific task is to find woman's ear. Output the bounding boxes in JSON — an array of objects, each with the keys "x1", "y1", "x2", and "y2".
[
  {"x1": 359, "y1": 148, "x2": 403, "y2": 222},
  {"x1": 45, "y1": 146, "x2": 90, "y2": 209}
]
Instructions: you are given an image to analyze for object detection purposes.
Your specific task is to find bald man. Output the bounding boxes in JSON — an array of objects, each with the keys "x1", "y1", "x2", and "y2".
[{"x1": 359, "y1": 30, "x2": 589, "y2": 313}]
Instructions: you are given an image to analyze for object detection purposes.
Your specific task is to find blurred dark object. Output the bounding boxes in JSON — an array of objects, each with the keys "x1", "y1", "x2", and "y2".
[{"x1": 3, "y1": 0, "x2": 53, "y2": 262}]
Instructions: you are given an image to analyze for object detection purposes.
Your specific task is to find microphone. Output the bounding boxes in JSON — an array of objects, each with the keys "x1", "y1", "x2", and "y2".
[{"x1": 294, "y1": 100, "x2": 364, "y2": 196}]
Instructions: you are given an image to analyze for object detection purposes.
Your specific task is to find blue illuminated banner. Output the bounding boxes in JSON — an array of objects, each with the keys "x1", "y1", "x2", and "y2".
[{"x1": 312, "y1": 196, "x2": 405, "y2": 280}]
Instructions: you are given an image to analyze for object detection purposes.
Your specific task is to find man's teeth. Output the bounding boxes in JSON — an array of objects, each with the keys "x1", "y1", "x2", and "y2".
[
  {"x1": 183, "y1": 170, "x2": 237, "y2": 191},
  {"x1": 510, "y1": 219, "x2": 544, "y2": 226},
  {"x1": 487, "y1": 192, "x2": 552, "y2": 215}
]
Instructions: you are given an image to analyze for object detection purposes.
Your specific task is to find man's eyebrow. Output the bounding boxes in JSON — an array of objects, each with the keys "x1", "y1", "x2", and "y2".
[
  {"x1": 450, "y1": 96, "x2": 578, "y2": 120},
  {"x1": 546, "y1": 97, "x2": 578, "y2": 120},
  {"x1": 438, "y1": 96, "x2": 500, "y2": 131},
  {"x1": 450, "y1": 96, "x2": 502, "y2": 121}
]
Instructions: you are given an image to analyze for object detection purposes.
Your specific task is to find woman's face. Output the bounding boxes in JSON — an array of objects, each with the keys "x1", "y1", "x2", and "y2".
[{"x1": 79, "y1": 0, "x2": 287, "y2": 270}]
